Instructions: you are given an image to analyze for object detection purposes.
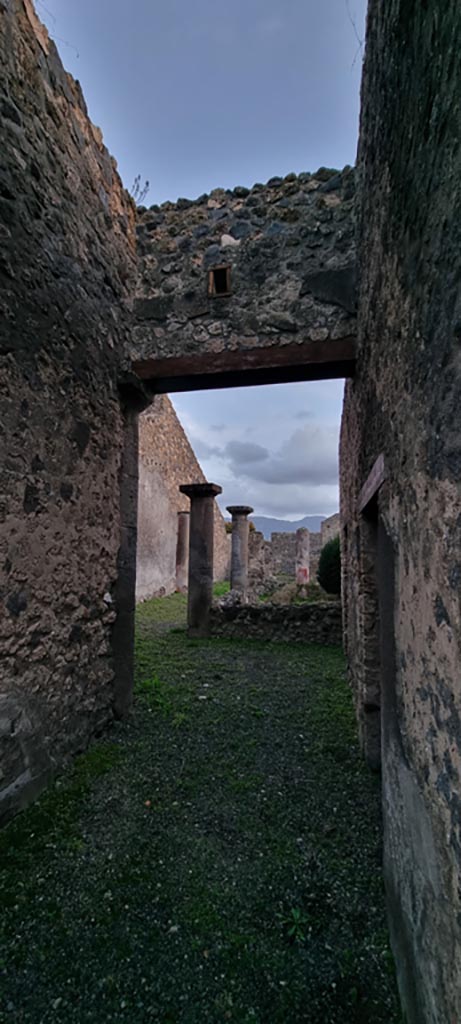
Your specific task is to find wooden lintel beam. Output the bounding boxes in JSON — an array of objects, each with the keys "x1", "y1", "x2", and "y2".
[
  {"x1": 131, "y1": 336, "x2": 356, "y2": 393},
  {"x1": 359, "y1": 454, "x2": 387, "y2": 513}
]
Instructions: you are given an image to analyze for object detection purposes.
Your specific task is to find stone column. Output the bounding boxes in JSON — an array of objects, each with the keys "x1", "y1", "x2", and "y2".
[
  {"x1": 295, "y1": 528, "x2": 310, "y2": 585},
  {"x1": 179, "y1": 483, "x2": 222, "y2": 637},
  {"x1": 175, "y1": 511, "x2": 190, "y2": 593},
  {"x1": 226, "y1": 505, "x2": 254, "y2": 599}
]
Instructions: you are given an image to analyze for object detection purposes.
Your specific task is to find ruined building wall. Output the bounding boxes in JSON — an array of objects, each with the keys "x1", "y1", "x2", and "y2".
[
  {"x1": 132, "y1": 169, "x2": 356, "y2": 370},
  {"x1": 262, "y1": 529, "x2": 327, "y2": 582},
  {"x1": 309, "y1": 532, "x2": 323, "y2": 580},
  {"x1": 137, "y1": 396, "x2": 229, "y2": 600},
  {"x1": 340, "y1": 2, "x2": 461, "y2": 1020},
  {"x1": 268, "y1": 533, "x2": 296, "y2": 576},
  {"x1": 0, "y1": 1, "x2": 137, "y2": 823},
  {"x1": 321, "y1": 513, "x2": 340, "y2": 546},
  {"x1": 248, "y1": 530, "x2": 266, "y2": 593}
]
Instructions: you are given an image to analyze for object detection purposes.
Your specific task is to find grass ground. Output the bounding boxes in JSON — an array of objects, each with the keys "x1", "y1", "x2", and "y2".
[{"x1": 0, "y1": 593, "x2": 402, "y2": 1023}]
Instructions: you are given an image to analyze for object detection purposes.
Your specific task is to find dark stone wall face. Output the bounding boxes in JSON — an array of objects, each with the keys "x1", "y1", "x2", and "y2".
[
  {"x1": 0, "y1": 1, "x2": 137, "y2": 822},
  {"x1": 341, "y1": 2, "x2": 461, "y2": 1020},
  {"x1": 210, "y1": 602, "x2": 342, "y2": 646},
  {"x1": 133, "y1": 168, "x2": 356, "y2": 364}
]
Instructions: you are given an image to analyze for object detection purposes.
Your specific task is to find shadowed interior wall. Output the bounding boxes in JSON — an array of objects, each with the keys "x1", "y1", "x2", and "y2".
[
  {"x1": 0, "y1": 0, "x2": 137, "y2": 822},
  {"x1": 137, "y1": 396, "x2": 229, "y2": 600},
  {"x1": 340, "y1": 2, "x2": 461, "y2": 1020}
]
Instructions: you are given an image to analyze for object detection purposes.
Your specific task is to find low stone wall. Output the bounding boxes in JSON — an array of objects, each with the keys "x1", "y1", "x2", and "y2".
[{"x1": 210, "y1": 602, "x2": 342, "y2": 646}]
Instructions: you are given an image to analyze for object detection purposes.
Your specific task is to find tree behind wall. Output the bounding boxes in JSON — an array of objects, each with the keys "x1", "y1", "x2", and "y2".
[{"x1": 317, "y1": 536, "x2": 341, "y2": 595}]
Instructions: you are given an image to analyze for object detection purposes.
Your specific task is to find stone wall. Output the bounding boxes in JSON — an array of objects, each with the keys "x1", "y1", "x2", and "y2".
[
  {"x1": 137, "y1": 396, "x2": 229, "y2": 600},
  {"x1": 0, "y1": 0, "x2": 139, "y2": 822},
  {"x1": 262, "y1": 529, "x2": 324, "y2": 581},
  {"x1": 210, "y1": 602, "x2": 342, "y2": 646},
  {"x1": 132, "y1": 168, "x2": 356, "y2": 375},
  {"x1": 321, "y1": 513, "x2": 340, "y2": 546},
  {"x1": 340, "y1": 2, "x2": 461, "y2": 1020},
  {"x1": 267, "y1": 532, "x2": 296, "y2": 576},
  {"x1": 248, "y1": 530, "x2": 266, "y2": 593},
  {"x1": 309, "y1": 532, "x2": 323, "y2": 580}
]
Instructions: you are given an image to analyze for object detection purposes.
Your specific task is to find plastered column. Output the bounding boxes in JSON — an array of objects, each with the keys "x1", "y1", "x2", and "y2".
[
  {"x1": 175, "y1": 511, "x2": 190, "y2": 593},
  {"x1": 179, "y1": 483, "x2": 222, "y2": 637},
  {"x1": 226, "y1": 505, "x2": 254, "y2": 599},
  {"x1": 295, "y1": 528, "x2": 310, "y2": 585}
]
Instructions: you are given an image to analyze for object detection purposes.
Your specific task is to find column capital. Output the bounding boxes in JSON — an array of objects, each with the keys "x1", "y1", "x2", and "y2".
[
  {"x1": 177, "y1": 509, "x2": 190, "y2": 515},
  {"x1": 226, "y1": 505, "x2": 254, "y2": 517},
  {"x1": 180, "y1": 482, "x2": 222, "y2": 499}
]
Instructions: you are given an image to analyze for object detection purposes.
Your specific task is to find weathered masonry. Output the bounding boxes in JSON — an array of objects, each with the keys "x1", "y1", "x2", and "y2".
[
  {"x1": 1, "y1": 2, "x2": 461, "y2": 1022},
  {"x1": 137, "y1": 395, "x2": 229, "y2": 600},
  {"x1": 0, "y1": 0, "x2": 143, "y2": 822},
  {"x1": 132, "y1": 167, "x2": 356, "y2": 390},
  {"x1": 340, "y1": 2, "x2": 461, "y2": 1020}
]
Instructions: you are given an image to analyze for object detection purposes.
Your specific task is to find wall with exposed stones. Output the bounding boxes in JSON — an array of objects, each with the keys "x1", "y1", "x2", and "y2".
[
  {"x1": 0, "y1": 0, "x2": 139, "y2": 824},
  {"x1": 267, "y1": 532, "x2": 296, "y2": 576},
  {"x1": 248, "y1": 531, "x2": 266, "y2": 593},
  {"x1": 321, "y1": 513, "x2": 340, "y2": 546},
  {"x1": 340, "y1": 2, "x2": 461, "y2": 1020},
  {"x1": 261, "y1": 529, "x2": 325, "y2": 582},
  {"x1": 5, "y1": 8, "x2": 459, "y2": 1017},
  {"x1": 132, "y1": 168, "x2": 356, "y2": 371},
  {"x1": 309, "y1": 532, "x2": 323, "y2": 580},
  {"x1": 210, "y1": 602, "x2": 342, "y2": 646},
  {"x1": 137, "y1": 396, "x2": 229, "y2": 599}
]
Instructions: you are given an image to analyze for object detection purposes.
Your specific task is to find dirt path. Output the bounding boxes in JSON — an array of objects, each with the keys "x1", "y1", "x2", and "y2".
[{"x1": 0, "y1": 596, "x2": 401, "y2": 1023}]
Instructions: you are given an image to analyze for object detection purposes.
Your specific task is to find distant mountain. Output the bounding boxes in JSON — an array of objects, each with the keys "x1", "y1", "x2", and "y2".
[{"x1": 250, "y1": 515, "x2": 326, "y2": 539}]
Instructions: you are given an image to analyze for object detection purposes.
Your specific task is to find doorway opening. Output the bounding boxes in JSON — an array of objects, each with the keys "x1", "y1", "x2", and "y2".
[
  {"x1": 358, "y1": 495, "x2": 381, "y2": 771},
  {"x1": 133, "y1": 376, "x2": 344, "y2": 629}
]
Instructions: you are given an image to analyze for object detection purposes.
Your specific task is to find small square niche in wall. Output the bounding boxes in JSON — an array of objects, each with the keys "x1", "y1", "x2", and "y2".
[{"x1": 208, "y1": 266, "x2": 231, "y2": 297}]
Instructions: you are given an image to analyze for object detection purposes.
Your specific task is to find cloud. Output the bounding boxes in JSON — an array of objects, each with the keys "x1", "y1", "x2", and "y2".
[
  {"x1": 224, "y1": 425, "x2": 338, "y2": 486},
  {"x1": 224, "y1": 440, "x2": 269, "y2": 464},
  {"x1": 170, "y1": 387, "x2": 341, "y2": 520},
  {"x1": 216, "y1": 479, "x2": 338, "y2": 520},
  {"x1": 192, "y1": 438, "x2": 222, "y2": 459}
]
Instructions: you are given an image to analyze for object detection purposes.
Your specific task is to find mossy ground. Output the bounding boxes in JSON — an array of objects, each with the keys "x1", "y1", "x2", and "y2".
[{"x1": 0, "y1": 593, "x2": 401, "y2": 1023}]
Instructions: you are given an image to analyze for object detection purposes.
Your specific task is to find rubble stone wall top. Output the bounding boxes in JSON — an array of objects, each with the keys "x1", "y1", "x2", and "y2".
[{"x1": 133, "y1": 168, "x2": 356, "y2": 367}]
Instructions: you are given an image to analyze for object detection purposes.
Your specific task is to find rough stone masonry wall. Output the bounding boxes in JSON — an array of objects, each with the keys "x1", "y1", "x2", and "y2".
[
  {"x1": 0, "y1": 1, "x2": 137, "y2": 823},
  {"x1": 267, "y1": 532, "x2": 296, "y2": 576},
  {"x1": 137, "y1": 395, "x2": 229, "y2": 599},
  {"x1": 340, "y1": 2, "x2": 461, "y2": 1020},
  {"x1": 309, "y1": 532, "x2": 323, "y2": 580},
  {"x1": 321, "y1": 512, "x2": 340, "y2": 546},
  {"x1": 261, "y1": 530, "x2": 326, "y2": 582},
  {"x1": 132, "y1": 168, "x2": 356, "y2": 366},
  {"x1": 210, "y1": 602, "x2": 342, "y2": 647}
]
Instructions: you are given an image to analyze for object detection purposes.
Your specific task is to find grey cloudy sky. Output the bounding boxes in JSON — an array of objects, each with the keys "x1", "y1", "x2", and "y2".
[{"x1": 39, "y1": 0, "x2": 367, "y2": 519}]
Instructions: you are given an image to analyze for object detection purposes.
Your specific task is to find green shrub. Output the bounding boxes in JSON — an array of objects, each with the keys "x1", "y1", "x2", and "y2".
[{"x1": 317, "y1": 535, "x2": 341, "y2": 595}]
